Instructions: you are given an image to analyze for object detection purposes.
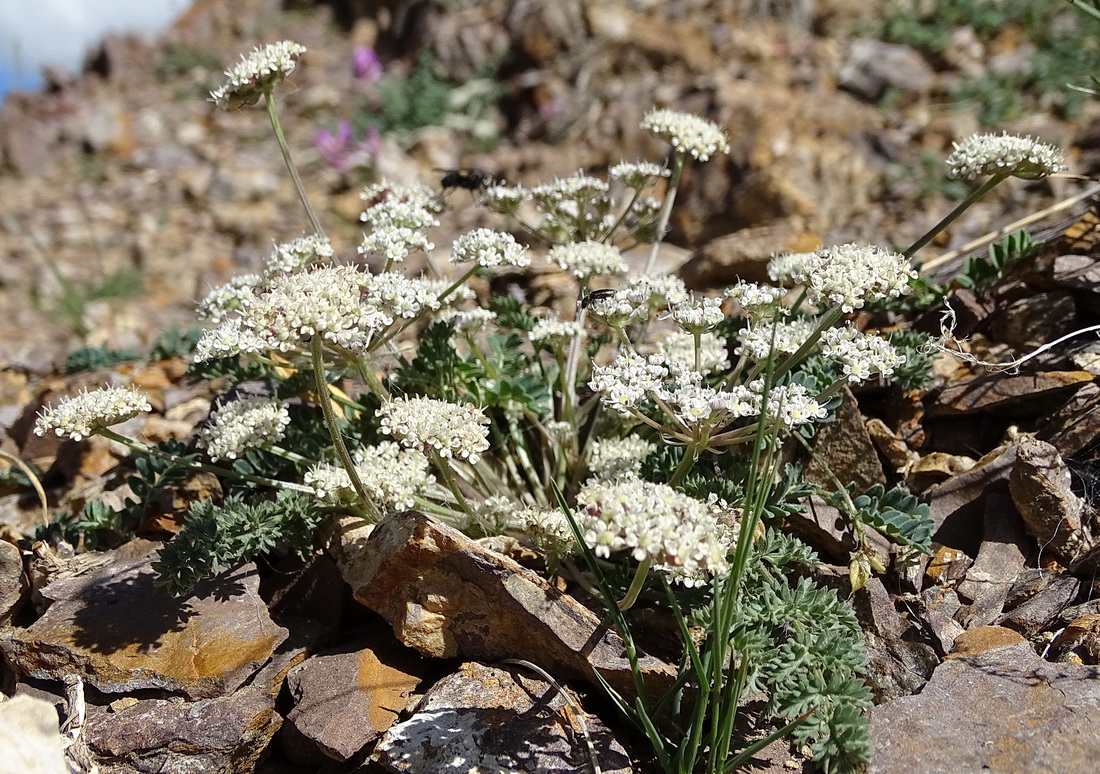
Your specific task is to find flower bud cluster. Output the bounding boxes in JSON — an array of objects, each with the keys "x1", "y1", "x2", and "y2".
[
  {"x1": 736, "y1": 318, "x2": 817, "y2": 360},
  {"x1": 35, "y1": 386, "x2": 151, "y2": 441},
  {"x1": 657, "y1": 331, "x2": 730, "y2": 375},
  {"x1": 529, "y1": 318, "x2": 584, "y2": 349},
  {"x1": 378, "y1": 397, "x2": 490, "y2": 463},
  {"x1": 548, "y1": 241, "x2": 627, "y2": 279},
  {"x1": 198, "y1": 397, "x2": 290, "y2": 461},
  {"x1": 946, "y1": 132, "x2": 1066, "y2": 181},
  {"x1": 641, "y1": 109, "x2": 730, "y2": 161},
  {"x1": 450, "y1": 228, "x2": 530, "y2": 269},
  {"x1": 210, "y1": 41, "x2": 305, "y2": 110},
  {"x1": 668, "y1": 296, "x2": 725, "y2": 334},
  {"x1": 609, "y1": 161, "x2": 669, "y2": 188},
  {"x1": 305, "y1": 441, "x2": 429, "y2": 513},
  {"x1": 789, "y1": 244, "x2": 916, "y2": 312},
  {"x1": 819, "y1": 326, "x2": 906, "y2": 383},
  {"x1": 588, "y1": 436, "x2": 657, "y2": 480},
  {"x1": 574, "y1": 479, "x2": 732, "y2": 578}
]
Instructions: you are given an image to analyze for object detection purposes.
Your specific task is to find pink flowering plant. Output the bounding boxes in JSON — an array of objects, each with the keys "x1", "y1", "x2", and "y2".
[{"x1": 31, "y1": 40, "x2": 1073, "y2": 774}]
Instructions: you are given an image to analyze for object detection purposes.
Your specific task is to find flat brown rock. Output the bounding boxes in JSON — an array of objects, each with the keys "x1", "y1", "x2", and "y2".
[
  {"x1": 0, "y1": 540, "x2": 286, "y2": 699},
  {"x1": 335, "y1": 511, "x2": 677, "y2": 703},
  {"x1": 284, "y1": 637, "x2": 423, "y2": 763}
]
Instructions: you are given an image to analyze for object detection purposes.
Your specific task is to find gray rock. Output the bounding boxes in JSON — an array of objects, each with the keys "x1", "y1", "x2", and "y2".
[
  {"x1": 999, "y1": 574, "x2": 1080, "y2": 638},
  {"x1": 0, "y1": 538, "x2": 26, "y2": 626},
  {"x1": 0, "y1": 694, "x2": 68, "y2": 774},
  {"x1": 871, "y1": 639, "x2": 1100, "y2": 773},
  {"x1": 955, "y1": 491, "x2": 1029, "y2": 628},
  {"x1": 853, "y1": 578, "x2": 937, "y2": 702},
  {"x1": 1009, "y1": 437, "x2": 1093, "y2": 565},
  {"x1": 839, "y1": 39, "x2": 935, "y2": 101},
  {"x1": 1, "y1": 539, "x2": 287, "y2": 699},
  {"x1": 804, "y1": 387, "x2": 886, "y2": 495},
  {"x1": 372, "y1": 661, "x2": 632, "y2": 774}
]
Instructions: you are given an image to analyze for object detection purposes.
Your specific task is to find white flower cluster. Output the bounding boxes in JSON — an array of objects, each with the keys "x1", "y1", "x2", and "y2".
[
  {"x1": 762, "y1": 382, "x2": 829, "y2": 428},
  {"x1": 479, "y1": 184, "x2": 531, "y2": 215},
  {"x1": 609, "y1": 161, "x2": 669, "y2": 188},
  {"x1": 358, "y1": 226, "x2": 433, "y2": 263},
  {"x1": 197, "y1": 275, "x2": 261, "y2": 323},
  {"x1": 661, "y1": 382, "x2": 760, "y2": 428},
  {"x1": 532, "y1": 173, "x2": 609, "y2": 206},
  {"x1": 588, "y1": 436, "x2": 656, "y2": 481},
  {"x1": 210, "y1": 40, "x2": 306, "y2": 110},
  {"x1": 198, "y1": 397, "x2": 290, "y2": 461},
  {"x1": 658, "y1": 330, "x2": 730, "y2": 375},
  {"x1": 767, "y1": 251, "x2": 817, "y2": 285},
  {"x1": 266, "y1": 235, "x2": 333, "y2": 274},
  {"x1": 574, "y1": 479, "x2": 731, "y2": 578},
  {"x1": 305, "y1": 441, "x2": 430, "y2": 513},
  {"x1": 946, "y1": 132, "x2": 1066, "y2": 181},
  {"x1": 368, "y1": 272, "x2": 442, "y2": 318},
  {"x1": 529, "y1": 318, "x2": 583, "y2": 348},
  {"x1": 624, "y1": 274, "x2": 689, "y2": 309},
  {"x1": 641, "y1": 109, "x2": 730, "y2": 161},
  {"x1": 820, "y1": 326, "x2": 906, "y2": 383},
  {"x1": 194, "y1": 265, "x2": 392, "y2": 361},
  {"x1": 515, "y1": 507, "x2": 576, "y2": 555},
  {"x1": 548, "y1": 241, "x2": 627, "y2": 279},
  {"x1": 585, "y1": 290, "x2": 648, "y2": 328},
  {"x1": 735, "y1": 318, "x2": 817, "y2": 360},
  {"x1": 789, "y1": 244, "x2": 916, "y2": 312},
  {"x1": 588, "y1": 353, "x2": 672, "y2": 416},
  {"x1": 358, "y1": 182, "x2": 441, "y2": 262},
  {"x1": 444, "y1": 308, "x2": 496, "y2": 334},
  {"x1": 34, "y1": 386, "x2": 151, "y2": 441},
  {"x1": 378, "y1": 397, "x2": 490, "y2": 463},
  {"x1": 450, "y1": 228, "x2": 530, "y2": 269},
  {"x1": 668, "y1": 296, "x2": 725, "y2": 334},
  {"x1": 725, "y1": 281, "x2": 787, "y2": 315}
]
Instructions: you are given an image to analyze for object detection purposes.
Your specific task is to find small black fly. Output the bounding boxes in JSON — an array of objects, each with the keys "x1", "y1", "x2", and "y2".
[
  {"x1": 579, "y1": 288, "x2": 618, "y2": 309},
  {"x1": 438, "y1": 168, "x2": 493, "y2": 193}
]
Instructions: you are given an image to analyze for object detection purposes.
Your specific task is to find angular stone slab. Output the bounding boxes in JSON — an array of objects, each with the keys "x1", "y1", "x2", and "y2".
[
  {"x1": 284, "y1": 637, "x2": 423, "y2": 763},
  {"x1": 925, "y1": 370, "x2": 1092, "y2": 418},
  {"x1": 0, "y1": 539, "x2": 287, "y2": 699},
  {"x1": 372, "y1": 661, "x2": 632, "y2": 774},
  {"x1": 336, "y1": 511, "x2": 676, "y2": 702},
  {"x1": 871, "y1": 637, "x2": 1100, "y2": 773}
]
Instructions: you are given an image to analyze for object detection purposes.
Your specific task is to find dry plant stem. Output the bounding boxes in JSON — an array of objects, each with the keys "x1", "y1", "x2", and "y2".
[
  {"x1": 904, "y1": 173, "x2": 1005, "y2": 259},
  {"x1": 644, "y1": 151, "x2": 685, "y2": 274},
  {"x1": 310, "y1": 336, "x2": 379, "y2": 519},
  {"x1": 919, "y1": 179, "x2": 1100, "y2": 275},
  {"x1": 562, "y1": 306, "x2": 590, "y2": 427},
  {"x1": 0, "y1": 449, "x2": 48, "y2": 526},
  {"x1": 498, "y1": 659, "x2": 604, "y2": 774},
  {"x1": 96, "y1": 428, "x2": 317, "y2": 494},
  {"x1": 264, "y1": 91, "x2": 326, "y2": 239}
]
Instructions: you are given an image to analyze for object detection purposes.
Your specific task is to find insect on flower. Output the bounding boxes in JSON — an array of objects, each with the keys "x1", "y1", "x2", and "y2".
[
  {"x1": 437, "y1": 168, "x2": 494, "y2": 193},
  {"x1": 579, "y1": 288, "x2": 618, "y2": 309}
]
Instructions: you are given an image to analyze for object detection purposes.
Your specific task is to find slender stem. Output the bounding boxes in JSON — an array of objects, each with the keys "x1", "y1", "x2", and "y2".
[
  {"x1": 903, "y1": 173, "x2": 1005, "y2": 259},
  {"x1": 97, "y1": 429, "x2": 316, "y2": 494},
  {"x1": 264, "y1": 90, "x2": 325, "y2": 238},
  {"x1": 618, "y1": 557, "x2": 653, "y2": 610},
  {"x1": 562, "y1": 306, "x2": 589, "y2": 428},
  {"x1": 645, "y1": 151, "x2": 686, "y2": 274},
  {"x1": 430, "y1": 450, "x2": 477, "y2": 523},
  {"x1": 310, "y1": 337, "x2": 378, "y2": 519}
]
